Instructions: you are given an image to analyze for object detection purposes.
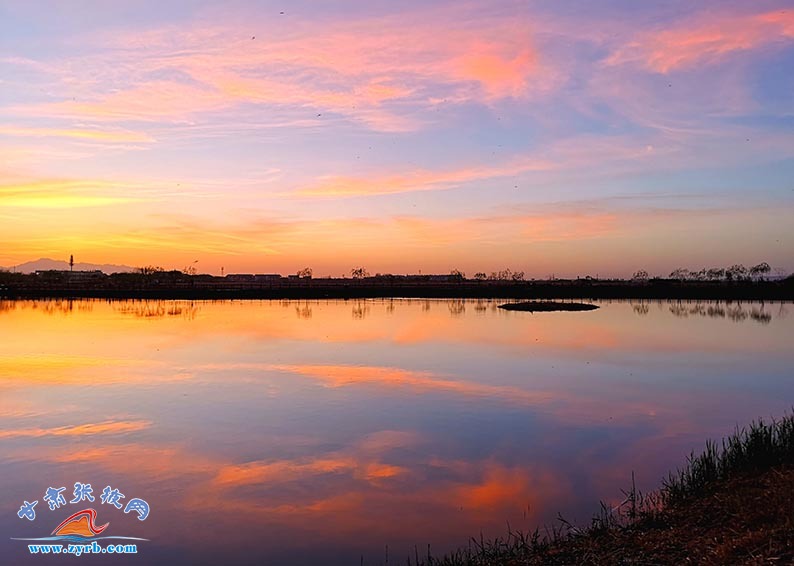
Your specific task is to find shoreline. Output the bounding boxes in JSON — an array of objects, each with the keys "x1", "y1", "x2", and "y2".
[
  {"x1": 415, "y1": 413, "x2": 794, "y2": 565},
  {"x1": 1, "y1": 281, "x2": 792, "y2": 301},
  {"x1": 2, "y1": 271, "x2": 792, "y2": 301}
]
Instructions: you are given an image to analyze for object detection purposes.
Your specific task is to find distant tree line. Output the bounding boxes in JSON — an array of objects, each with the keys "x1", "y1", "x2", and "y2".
[
  {"x1": 471, "y1": 268, "x2": 525, "y2": 281},
  {"x1": 4, "y1": 261, "x2": 783, "y2": 287},
  {"x1": 633, "y1": 262, "x2": 772, "y2": 282}
]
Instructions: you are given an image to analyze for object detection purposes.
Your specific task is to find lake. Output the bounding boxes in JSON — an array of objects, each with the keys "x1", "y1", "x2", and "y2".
[{"x1": 1, "y1": 299, "x2": 791, "y2": 565}]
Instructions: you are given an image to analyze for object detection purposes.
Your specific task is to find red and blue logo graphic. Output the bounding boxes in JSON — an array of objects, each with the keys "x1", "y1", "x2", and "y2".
[{"x1": 13, "y1": 482, "x2": 150, "y2": 549}]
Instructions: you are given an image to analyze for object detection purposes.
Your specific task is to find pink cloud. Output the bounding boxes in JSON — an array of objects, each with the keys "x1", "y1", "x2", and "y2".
[
  {"x1": 607, "y1": 9, "x2": 794, "y2": 73},
  {"x1": 295, "y1": 158, "x2": 554, "y2": 197},
  {"x1": 455, "y1": 42, "x2": 538, "y2": 99},
  {"x1": 10, "y1": 7, "x2": 555, "y2": 130}
]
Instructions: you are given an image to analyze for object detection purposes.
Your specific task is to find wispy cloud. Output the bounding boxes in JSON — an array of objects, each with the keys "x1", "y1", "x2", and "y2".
[
  {"x1": 607, "y1": 9, "x2": 794, "y2": 73},
  {"x1": 0, "y1": 125, "x2": 155, "y2": 143},
  {"x1": 0, "y1": 178, "x2": 145, "y2": 208},
  {"x1": 295, "y1": 159, "x2": 554, "y2": 197},
  {"x1": 291, "y1": 133, "x2": 677, "y2": 198},
  {"x1": 7, "y1": 5, "x2": 555, "y2": 131}
]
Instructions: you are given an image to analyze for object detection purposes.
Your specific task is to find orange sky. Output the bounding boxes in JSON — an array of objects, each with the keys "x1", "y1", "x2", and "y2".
[{"x1": 1, "y1": 1, "x2": 793, "y2": 277}]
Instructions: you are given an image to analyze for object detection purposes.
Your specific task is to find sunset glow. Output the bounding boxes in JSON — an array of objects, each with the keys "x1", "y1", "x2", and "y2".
[{"x1": 1, "y1": 1, "x2": 792, "y2": 276}]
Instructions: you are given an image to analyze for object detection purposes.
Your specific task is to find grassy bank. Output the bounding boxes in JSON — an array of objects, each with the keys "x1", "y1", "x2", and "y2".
[
  {"x1": 2, "y1": 272, "x2": 793, "y2": 301},
  {"x1": 410, "y1": 413, "x2": 794, "y2": 565}
]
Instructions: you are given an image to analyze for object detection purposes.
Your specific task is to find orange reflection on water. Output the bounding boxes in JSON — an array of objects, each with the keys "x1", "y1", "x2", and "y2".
[
  {"x1": 0, "y1": 299, "x2": 791, "y2": 564},
  {"x1": 271, "y1": 364, "x2": 555, "y2": 405},
  {"x1": 0, "y1": 419, "x2": 150, "y2": 439},
  {"x1": 1, "y1": 299, "x2": 787, "y2": 364}
]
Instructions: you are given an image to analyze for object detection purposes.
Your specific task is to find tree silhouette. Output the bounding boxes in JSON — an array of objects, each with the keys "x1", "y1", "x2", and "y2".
[
  {"x1": 473, "y1": 272, "x2": 487, "y2": 280},
  {"x1": 350, "y1": 267, "x2": 370, "y2": 279},
  {"x1": 706, "y1": 268, "x2": 725, "y2": 281},
  {"x1": 487, "y1": 268, "x2": 515, "y2": 281},
  {"x1": 670, "y1": 268, "x2": 690, "y2": 281},
  {"x1": 297, "y1": 267, "x2": 313, "y2": 279},
  {"x1": 632, "y1": 269, "x2": 649, "y2": 281},
  {"x1": 725, "y1": 264, "x2": 747, "y2": 282},
  {"x1": 749, "y1": 262, "x2": 771, "y2": 281}
]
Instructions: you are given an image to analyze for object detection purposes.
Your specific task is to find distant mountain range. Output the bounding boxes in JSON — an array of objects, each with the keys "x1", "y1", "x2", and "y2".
[{"x1": 1, "y1": 258, "x2": 134, "y2": 274}]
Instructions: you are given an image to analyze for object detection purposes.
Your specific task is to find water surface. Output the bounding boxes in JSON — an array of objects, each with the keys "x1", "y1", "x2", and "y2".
[{"x1": 1, "y1": 299, "x2": 791, "y2": 564}]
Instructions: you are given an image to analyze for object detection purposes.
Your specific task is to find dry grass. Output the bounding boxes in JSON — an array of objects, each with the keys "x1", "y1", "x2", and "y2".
[{"x1": 403, "y1": 413, "x2": 794, "y2": 566}]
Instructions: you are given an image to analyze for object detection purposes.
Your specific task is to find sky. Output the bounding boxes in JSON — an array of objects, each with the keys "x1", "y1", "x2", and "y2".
[{"x1": 1, "y1": 0, "x2": 793, "y2": 278}]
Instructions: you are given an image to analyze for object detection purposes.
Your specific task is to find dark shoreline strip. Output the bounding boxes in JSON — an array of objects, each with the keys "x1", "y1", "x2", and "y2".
[{"x1": 1, "y1": 282, "x2": 793, "y2": 301}]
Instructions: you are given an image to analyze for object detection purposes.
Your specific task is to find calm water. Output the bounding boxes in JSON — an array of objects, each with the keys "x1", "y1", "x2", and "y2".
[{"x1": 1, "y1": 299, "x2": 792, "y2": 565}]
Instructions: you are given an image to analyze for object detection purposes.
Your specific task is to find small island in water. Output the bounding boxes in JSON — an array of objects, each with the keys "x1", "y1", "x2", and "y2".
[{"x1": 498, "y1": 301, "x2": 599, "y2": 312}]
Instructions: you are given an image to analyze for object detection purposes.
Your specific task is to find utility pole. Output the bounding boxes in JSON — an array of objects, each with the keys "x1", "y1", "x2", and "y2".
[{"x1": 69, "y1": 255, "x2": 74, "y2": 272}]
